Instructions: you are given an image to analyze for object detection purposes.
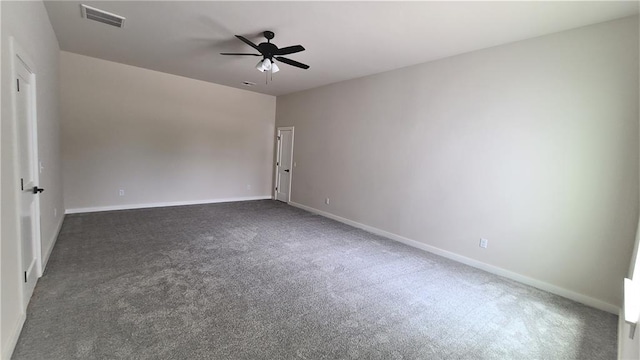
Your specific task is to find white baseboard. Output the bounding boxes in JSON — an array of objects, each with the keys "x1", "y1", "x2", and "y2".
[
  {"x1": 65, "y1": 196, "x2": 272, "y2": 214},
  {"x1": 289, "y1": 201, "x2": 620, "y2": 314},
  {"x1": 2, "y1": 313, "x2": 26, "y2": 360},
  {"x1": 41, "y1": 214, "x2": 65, "y2": 271}
]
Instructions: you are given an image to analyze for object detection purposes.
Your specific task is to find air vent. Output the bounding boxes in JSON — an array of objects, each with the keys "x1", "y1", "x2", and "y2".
[
  {"x1": 242, "y1": 81, "x2": 256, "y2": 87},
  {"x1": 80, "y1": 4, "x2": 125, "y2": 28}
]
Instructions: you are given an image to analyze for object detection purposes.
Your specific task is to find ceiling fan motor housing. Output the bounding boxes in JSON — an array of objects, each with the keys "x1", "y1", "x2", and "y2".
[{"x1": 259, "y1": 43, "x2": 279, "y2": 60}]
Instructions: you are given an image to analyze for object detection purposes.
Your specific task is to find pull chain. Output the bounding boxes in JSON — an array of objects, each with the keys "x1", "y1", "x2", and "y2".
[{"x1": 265, "y1": 67, "x2": 274, "y2": 84}]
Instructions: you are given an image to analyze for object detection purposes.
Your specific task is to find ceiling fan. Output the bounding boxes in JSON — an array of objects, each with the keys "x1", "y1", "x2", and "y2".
[{"x1": 221, "y1": 31, "x2": 309, "y2": 73}]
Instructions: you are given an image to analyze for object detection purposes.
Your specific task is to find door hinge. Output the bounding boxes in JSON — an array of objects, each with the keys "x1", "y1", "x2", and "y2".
[
  {"x1": 275, "y1": 187, "x2": 278, "y2": 191},
  {"x1": 276, "y1": 162, "x2": 279, "y2": 166},
  {"x1": 24, "y1": 271, "x2": 27, "y2": 283},
  {"x1": 277, "y1": 135, "x2": 281, "y2": 140},
  {"x1": 21, "y1": 178, "x2": 24, "y2": 191},
  {"x1": 16, "y1": 79, "x2": 20, "y2": 92}
]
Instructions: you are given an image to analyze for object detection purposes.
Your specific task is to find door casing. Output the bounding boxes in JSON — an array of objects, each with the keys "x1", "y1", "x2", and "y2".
[
  {"x1": 10, "y1": 36, "x2": 43, "y2": 312},
  {"x1": 274, "y1": 126, "x2": 294, "y2": 203}
]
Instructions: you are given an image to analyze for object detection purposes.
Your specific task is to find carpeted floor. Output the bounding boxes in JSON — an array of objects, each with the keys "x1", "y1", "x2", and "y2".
[{"x1": 12, "y1": 200, "x2": 617, "y2": 359}]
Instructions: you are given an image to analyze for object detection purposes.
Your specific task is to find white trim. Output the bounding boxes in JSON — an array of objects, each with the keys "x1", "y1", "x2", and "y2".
[
  {"x1": 11, "y1": 37, "x2": 35, "y2": 72},
  {"x1": 8, "y1": 36, "x2": 25, "y2": 316},
  {"x1": 41, "y1": 214, "x2": 65, "y2": 272},
  {"x1": 0, "y1": 6, "x2": 3, "y2": 342},
  {"x1": 65, "y1": 196, "x2": 272, "y2": 214},
  {"x1": 289, "y1": 201, "x2": 620, "y2": 314},
  {"x1": 287, "y1": 128, "x2": 294, "y2": 203},
  {"x1": 274, "y1": 126, "x2": 294, "y2": 203},
  {"x1": 273, "y1": 130, "x2": 281, "y2": 199},
  {"x1": 10, "y1": 36, "x2": 43, "y2": 312},
  {"x1": 1, "y1": 313, "x2": 26, "y2": 360},
  {"x1": 29, "y1": 65, "x2": 43, "y2": 277}
]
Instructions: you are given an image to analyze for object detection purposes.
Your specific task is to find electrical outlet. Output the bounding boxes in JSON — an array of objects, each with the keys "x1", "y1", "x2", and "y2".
[
  {"x1": 325, "y1": 198, "x2": 330, "y2": 205},
  {"x1": 119, "y1": 189, "x2": 125, "y2": 196},
  {"x1": 479, "y1": 238, "x2": 488, "y2": 249}
]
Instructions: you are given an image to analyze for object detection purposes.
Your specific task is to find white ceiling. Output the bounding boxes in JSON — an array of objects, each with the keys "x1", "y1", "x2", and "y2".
[{"x1": 44, "y1": 1, "x2": 638, "y2": 96}]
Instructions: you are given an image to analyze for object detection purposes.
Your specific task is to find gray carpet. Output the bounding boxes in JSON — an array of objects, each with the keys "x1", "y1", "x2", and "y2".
[{"x1": 12, "y1": 200, "x2": 617, "y2": 359}]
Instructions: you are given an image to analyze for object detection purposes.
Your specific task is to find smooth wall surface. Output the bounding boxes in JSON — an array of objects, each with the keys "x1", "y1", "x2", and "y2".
[
  {"x1": 60, "y1": 52, "x2": 276, "y2": 211},
  {"x1": 1, "y1": 1, "x2": 65, "y2": 358},
  {"x1": 276, "y1": 16, "x2": 639, "y2": 308}
]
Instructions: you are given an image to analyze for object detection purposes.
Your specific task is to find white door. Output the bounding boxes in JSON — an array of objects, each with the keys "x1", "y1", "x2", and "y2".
[
  {"x1": 16, "y1": 57, "x2": 41, "y2": 309},
  {"x1": 275, "y1": 128, "x2": 294, "y2": 202}
]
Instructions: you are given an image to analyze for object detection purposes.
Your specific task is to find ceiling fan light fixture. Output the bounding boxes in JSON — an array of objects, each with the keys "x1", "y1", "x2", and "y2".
[
  {"x1": 256, "y1": 60, "x2": 266, "y2": 72},
  {"x1": 271, "y1": 62, "x2": 280, "y2": 73},
  {"x1": 262, "y1": 58, "x2": 272, "y2": 71}
]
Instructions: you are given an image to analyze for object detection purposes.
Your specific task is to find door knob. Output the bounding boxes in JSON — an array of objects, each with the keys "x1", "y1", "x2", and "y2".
[
  {"x1": 32, "y1": 186, "x2": 44, "y2": 194},
  {"x1": 284, "y1": 169, "x2": 290, "y2": 172}
]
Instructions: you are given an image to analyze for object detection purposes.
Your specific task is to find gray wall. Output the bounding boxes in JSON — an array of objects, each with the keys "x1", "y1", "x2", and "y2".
[
  {"x1": 60, "y1": 52, "x2": 276, "y2": 212},
  {"x1": 1, "y1": 1, "x2": 65, "y2": 357},
  {"x1": 276, "y1": 16, "x2": 639, "y2": 309}
]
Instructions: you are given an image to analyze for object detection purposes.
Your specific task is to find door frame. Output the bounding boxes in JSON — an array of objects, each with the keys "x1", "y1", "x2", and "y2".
[
  {"x1": 10, "y1": 37, "x2": 43, "y2": 304},
  {"x1": 274, "y1": 126, "x2": 294, "y2": 203}
]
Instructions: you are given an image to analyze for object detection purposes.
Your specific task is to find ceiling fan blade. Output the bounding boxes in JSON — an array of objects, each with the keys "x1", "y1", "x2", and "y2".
[
  {"x1": 274, "y1": 45, "x2": 305, "y2": 56},
  {"x1": 276, "y1": 56, "x2": 310, "y2": 69},
  {"x1": 235, "y1": 35, "x2": 261, "y2": 52},
  {"x1": 220, "y1": 53, "x2": 261, "y2": 56}
]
